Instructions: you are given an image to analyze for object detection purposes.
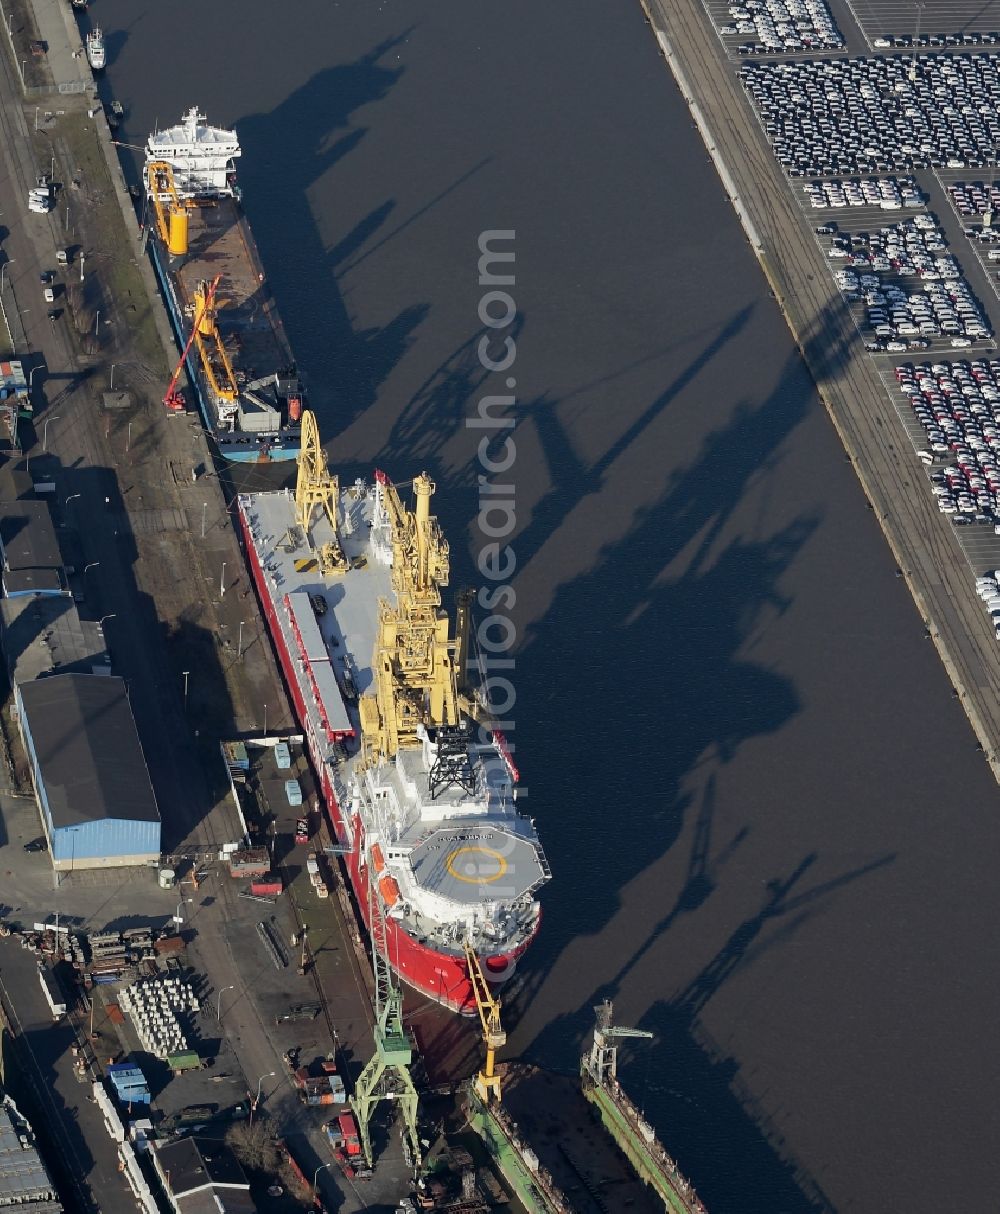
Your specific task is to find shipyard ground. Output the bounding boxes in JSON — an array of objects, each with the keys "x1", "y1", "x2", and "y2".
[{"x1": 0, "y1": 1, "x2": 456, "y2": 1210}]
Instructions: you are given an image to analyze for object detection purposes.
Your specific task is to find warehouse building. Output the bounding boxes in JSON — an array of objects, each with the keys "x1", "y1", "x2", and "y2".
[
  {"x1": 1, "y1": 594, "x2": 110, "y2": 684},
  {"x1": 151, "y1": 1137, "x2": 257, "y2": 1214},
  {"x1": 15, "y1": 674, "x2": 160, "y2": 869},
  {"x1": 0, "y1": 499, "x2": 65, "y2": 598}
]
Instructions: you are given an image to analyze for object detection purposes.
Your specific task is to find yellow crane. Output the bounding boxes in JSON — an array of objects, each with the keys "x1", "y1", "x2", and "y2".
[
  {"x1": 464, "y1": 940, "x2": 506, "y2": 1103},
  {"x1": 294, "y1": 410, "x2": 348, "y2": 576},
  {"x1": 146, "y1": 159, "x2": 193, "y2": 257},
  {"x1": 190, "y1": 277, "x2": 240, "y2": 407}
]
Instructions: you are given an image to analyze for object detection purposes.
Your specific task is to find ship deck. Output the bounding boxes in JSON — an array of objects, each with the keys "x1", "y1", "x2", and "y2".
[
  {"x1": 240, "y1": 486, "x2": 390, "y2": 764},
  {"x1": 242, "y1": 486, "x2": 545, "y2": 906},
  {"x1": 174, "y1": 199, "x2": 291, "y2": 382}
]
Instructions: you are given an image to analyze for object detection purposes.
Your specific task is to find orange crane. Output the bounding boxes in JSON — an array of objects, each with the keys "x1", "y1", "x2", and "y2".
[{"x1": 163, "y1": 274, "x2": 221, "y2": 412}]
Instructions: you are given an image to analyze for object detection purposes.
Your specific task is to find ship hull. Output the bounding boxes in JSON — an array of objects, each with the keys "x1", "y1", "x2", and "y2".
[
  {"x1": 146, "y1": 223, "x2": 300, "y2": 463},
  {"x1": 238, "y1": 501, "x2": 537, "y2": 1013}
]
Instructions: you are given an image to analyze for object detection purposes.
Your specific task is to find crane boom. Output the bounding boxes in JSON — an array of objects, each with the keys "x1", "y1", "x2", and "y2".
[
  {"x1": 464, "y1": 940, "x2": 506, "y2": 1103},
  {"x1": 163, "y1": 274, "x2": 221, "y2": 412}
]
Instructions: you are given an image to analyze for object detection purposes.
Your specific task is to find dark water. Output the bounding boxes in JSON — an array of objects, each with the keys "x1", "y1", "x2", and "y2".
[{"x1": 93, "y1": 1, "x2": 1000, "y2": 1210}]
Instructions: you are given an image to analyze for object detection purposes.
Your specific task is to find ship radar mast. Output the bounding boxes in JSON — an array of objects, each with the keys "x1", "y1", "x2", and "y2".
[{"x1": 358, "y1": 472, "x2": 461, "y2": 769}]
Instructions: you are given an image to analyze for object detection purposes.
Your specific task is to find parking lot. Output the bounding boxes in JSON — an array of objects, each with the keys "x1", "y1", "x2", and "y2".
[
  {"x1": 703, "y1": 0, "x2": 846, "y2": 58},
  {"x1": 840, "y1": 0, "x2": 1000, "y2": 47},
  {"x1": 737, "y1": 30, "x2": 1000, "y2": 592}
]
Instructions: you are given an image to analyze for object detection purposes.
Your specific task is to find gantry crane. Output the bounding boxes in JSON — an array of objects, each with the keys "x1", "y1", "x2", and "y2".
[
  {"x1": 349, "y1": 845, "x2": 421, "y2": 1170},
  {"x1": 295, "y1": 410, "x2": 348, "y2": 576},
  {"x1": 162, "y1": 274, "x2": 221, "y2": 412},
  {"x1": 464, "y1": 940, "x2": 506, "y2": 1103},
  {"x1": 582, "y1": 1000, "x2": 653, "y2": 1089}
]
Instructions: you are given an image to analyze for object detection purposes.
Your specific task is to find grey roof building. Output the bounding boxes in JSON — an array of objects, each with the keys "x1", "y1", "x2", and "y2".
[
  {"x1": 15, "y1": 674, "x2": 160, "y2": 868},
  {"x1": 152, "y1": 1137, "x2": 257, "y2": 1214},
  {"x1": 0, "y1": 503, "x2": 60, "y2": 568},
  {"x1": 0, "y1": 595, "x2": 109, "y2": 685},
  {"x1": 0, "y1": 1091, "x2": 62, "y2": 1210}
]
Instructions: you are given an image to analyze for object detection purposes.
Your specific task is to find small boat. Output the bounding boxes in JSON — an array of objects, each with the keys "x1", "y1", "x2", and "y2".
[
  {"x1": 105, "y1": 100, "x2": 123, "y2": 130},
  {"x1": 71, "y1": 0, "x2": 87, "y2": 10},
  {"x1": 86, "y1": 28, "x2": 105, "y2": 72}
]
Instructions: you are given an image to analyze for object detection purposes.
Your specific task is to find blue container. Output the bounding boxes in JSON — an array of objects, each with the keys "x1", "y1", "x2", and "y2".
[
  {"x1": 284, "y1": 779, "x2": 302, "y2": 806},
  {"x1": 274, "y1": 742, "x2": 291, "y2": 770}
]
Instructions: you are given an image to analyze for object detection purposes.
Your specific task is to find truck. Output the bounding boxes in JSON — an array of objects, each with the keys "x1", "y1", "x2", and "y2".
[
  {"x1": 37, "y1": 964, "x2": 66, "y2": 1019},
  {"x1": 283, "y1": 1047, "x2": 347, "y2": 1106},
  {"x1": 325, "y1": 1112, "x2": 370, "y2": 1179}
]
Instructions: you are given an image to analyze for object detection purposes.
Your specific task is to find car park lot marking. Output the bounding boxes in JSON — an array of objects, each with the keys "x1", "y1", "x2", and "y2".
[{"x1": 844, "y1": 0, "x2": 1000, "y2": 48}]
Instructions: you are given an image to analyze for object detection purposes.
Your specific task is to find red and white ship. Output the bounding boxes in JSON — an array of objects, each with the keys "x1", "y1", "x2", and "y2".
[{"x1": 237, "y1": 414, "x2": 548, "y2": 1013}]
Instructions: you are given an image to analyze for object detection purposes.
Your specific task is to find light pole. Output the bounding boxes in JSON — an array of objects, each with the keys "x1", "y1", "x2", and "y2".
[
  {"x1": 249, "y1": 1071, "x2": 275, "y2": 1127},
  {"x1": 238, "y1": 620, "x2": 245, "y2": 659},
  {"x1": 182, "y1": 670, "x2": 190, "y2": 711},
  {"x1": 216, "y1": 984, "x2": 234, "y2": 1021},
  {"x1": 1, "y1": 260, "x2": 14, "y2": 291},
  {"x1": 174, "y1": 898, "x2": 191, "y2": 926},
  {"x1": 201, "y1": 501, "x2": 207, "y2": 539},
  {"x1": 34, "y1": 106, "x2": 38, "y2": 132},
  {"x1": 219, "y1": 561, "x2": 226, "y2": 598},
  {"x1": 263, "y1": 702, "x2": 267, "y2": 736},
  {"x1": 98, "y1": 614, "x2": 116, "y2": 631},
  {"x1": 94, "y1": 310, "x2": 100, "y2": 338},
  {"x1": 79, "y1": 253, "x2": 84, "y2": 283},
  {"x1": 42, "y1": 414, "x2": 61, "y2": 451},
  {"x1": 312, "y1": 1163, "x2": 334, "y2": 1200},
  {"x1": 126, "y1": 421, "x2": 132, "y2": 453},
  {"x1": 28, "y1": 364, "x2": 44, "y2": 390},
  {"x1": 83, "y1": 561, "x2": 99, "y2": 581},
  {"x1": 64, "y1": 493, "x2": 80, "y2": 512},
  {"x1": 110, "y1": 364, "x2": 116, "y2": 390}
]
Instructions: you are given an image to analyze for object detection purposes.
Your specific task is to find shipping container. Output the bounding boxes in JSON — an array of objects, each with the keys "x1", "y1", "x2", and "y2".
[
  {"x1": 223, "y1": 740, "x2": 249, "y2": 770},
  {"x1": 37, "y1": 965, "x2": 66, "y2": 1018},
  {"x1": 250, "y1": 875, "x2": 283, "y2": 897},
  {"x1": 284, "y1": 779, "x2": 302, "y2": 806},
  {"x1": 166, "y1": 1052, "x2": 202, "y2": 1073},
  {"x1": 274, "y1": 742, "x2": 291, "y2": 769},
  {"x1": 154, "y1": 935, "x2": 184, "y2": 955}
]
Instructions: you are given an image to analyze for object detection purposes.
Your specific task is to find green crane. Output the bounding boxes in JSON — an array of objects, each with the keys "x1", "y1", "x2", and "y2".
[
  {"x1": 349, "y1": 846, "x2": 421, "y2": 1170},
  {"x1": 582, "y1": 1000, "x2": 653, "y2": 1088}
]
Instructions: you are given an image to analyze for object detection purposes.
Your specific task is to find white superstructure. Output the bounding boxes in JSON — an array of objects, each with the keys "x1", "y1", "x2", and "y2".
[{"x1": 145, "y1": 107, "x2": 240, "y2": 200}]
